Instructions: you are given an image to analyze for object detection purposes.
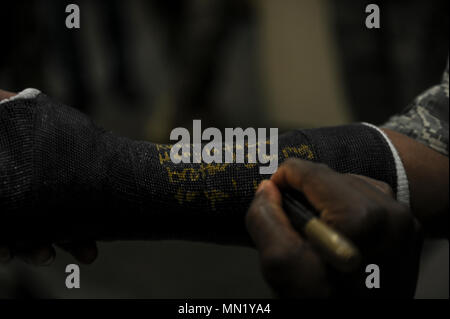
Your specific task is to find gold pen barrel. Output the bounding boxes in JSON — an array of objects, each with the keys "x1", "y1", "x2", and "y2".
[{"x1": 304, "y1": 218, "x2": 362, "y2": 273}]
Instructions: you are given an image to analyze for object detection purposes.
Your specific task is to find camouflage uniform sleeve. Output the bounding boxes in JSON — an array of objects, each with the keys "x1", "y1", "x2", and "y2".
[{"x1": 382, "y1": 60, "x2": 449, "y2": 156}]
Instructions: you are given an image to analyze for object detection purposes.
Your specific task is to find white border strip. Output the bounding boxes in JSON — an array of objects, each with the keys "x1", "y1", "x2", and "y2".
[
  {"x1": 362, "y1": 122, "x2": 410, "y2": 206},
  {"x1": 0, "y1": 88, "x2": 41, "y2": 105}
]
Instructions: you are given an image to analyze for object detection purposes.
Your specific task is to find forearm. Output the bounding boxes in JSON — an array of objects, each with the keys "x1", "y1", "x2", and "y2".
[
  {"x1": 383, "y1": 128, "x2": 449, "y2": 238},
  {"x1": 381, "y1": 59, "x2": 449, "y2": 238},
  {"x1": 1, "y1": 92, "x2": 400, "y2": 245}
]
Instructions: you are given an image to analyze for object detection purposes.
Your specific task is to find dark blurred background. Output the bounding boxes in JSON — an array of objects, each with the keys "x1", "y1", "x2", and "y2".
[{"x1": 0, "y1": 0, "x2": 448, "y2": 298}]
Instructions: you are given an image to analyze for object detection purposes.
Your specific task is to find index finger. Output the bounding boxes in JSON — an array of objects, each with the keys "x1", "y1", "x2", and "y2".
[
  {"x1": 246, "y1": 180, "x2": 330, "y2": 298},
  {"x1": 271, "y1": 159, "x2": 372, "y2": 214}
]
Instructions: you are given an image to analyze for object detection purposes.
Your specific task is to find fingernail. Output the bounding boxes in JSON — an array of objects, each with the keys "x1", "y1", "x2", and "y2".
[
  {"x1": 0, "y1": 246, "x2": 11, "y2": 263},
  {"x1": 256, "y1": 180, "x2": 268, "y2": 194}
]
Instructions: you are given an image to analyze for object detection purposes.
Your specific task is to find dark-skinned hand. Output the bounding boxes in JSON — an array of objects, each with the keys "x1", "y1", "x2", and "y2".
[{"x1": 246, "y1": 158, "x2": 422, "y2": 298}]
